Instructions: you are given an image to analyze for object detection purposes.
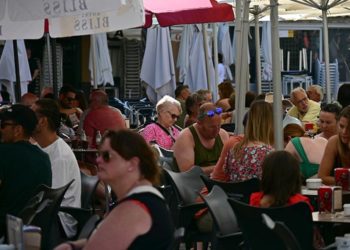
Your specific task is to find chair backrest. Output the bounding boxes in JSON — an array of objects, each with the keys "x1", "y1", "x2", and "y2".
[
  {"x1": 158, "y1": 146, "x2": 174, "y2": 158},
  {"x1": 77, "y1": 214, "x2": 101, "y2": 240},
  {"x1": 200, "y1": 175, "x2": 260, "y2": 203},
  {"x1": 262, "y1": 213, "x2": 302, "y2": 250},
  {"x1": 200, "y1": 185, "x2": 240, "y2": 236},
  {"x1": 80, "y1": 171, "x2": 100, "y2": 210},
  {"x1": 163, "y1": 166, "x2": 204, "y2": 205},
  {"x1": 221, "y1": 123, "x2": 235, "y2": 133},
  {"x1": 18, "y1": 180, "x2": 74, "y2": 250},
  {"x1": 228, "y1": 199, "x2": 313, "y2": 250}
]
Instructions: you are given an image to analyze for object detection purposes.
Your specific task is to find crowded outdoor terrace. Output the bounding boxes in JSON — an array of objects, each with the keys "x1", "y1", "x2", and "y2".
[{"x1": 0, "y1": 78, "x2": 349, "y2": 249}]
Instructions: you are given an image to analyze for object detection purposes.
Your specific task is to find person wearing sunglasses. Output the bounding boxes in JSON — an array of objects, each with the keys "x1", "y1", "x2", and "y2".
[
  {"x1": 173, "y1": 102, "x2": 229, "y2": 176},
  {"x1": 0, "y1": 104, "x2": 52, "y2": 237},
  {"x1": 55, "y1": 130, "x2": 174, "y2": 250},
  {"x1": 58, "y1": 85, "x2": 82, "y2": 130},
  {"x1": 141, "y1": 95, "x2": 182, "y2": 150}
]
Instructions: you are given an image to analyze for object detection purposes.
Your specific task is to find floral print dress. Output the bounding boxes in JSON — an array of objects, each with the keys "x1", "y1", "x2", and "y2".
[{"x1": 224, "y1": 144, "x2": 273, "y2": 182}]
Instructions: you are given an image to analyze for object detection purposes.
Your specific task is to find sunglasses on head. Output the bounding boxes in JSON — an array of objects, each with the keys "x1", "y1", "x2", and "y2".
[
  {"x1": 98, "y1": 151, "x2": 112, "y2": 162},
  {"x1": 198, "y1": 107, "x2": 223, "y2": 119}
]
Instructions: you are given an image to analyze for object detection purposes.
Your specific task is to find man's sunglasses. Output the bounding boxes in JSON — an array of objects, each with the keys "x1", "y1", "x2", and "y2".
[
  {"x1": 0, "y1": 121, "x2": 17, "y2": 129},
  {"x1": 198, "y1": 107, "x2": 223, "y2": 119},
  {"x1": 98, "y1": 151, "x2": 112, "y2": 162}
]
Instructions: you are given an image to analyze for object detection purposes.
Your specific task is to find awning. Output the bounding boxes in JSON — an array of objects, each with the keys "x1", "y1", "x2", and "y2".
[{"x1": 143, "y1": 0, "x2": 235, "y2": 27}]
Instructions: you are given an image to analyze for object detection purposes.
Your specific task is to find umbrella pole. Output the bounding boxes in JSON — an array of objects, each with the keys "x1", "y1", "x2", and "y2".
[
  {"x1": 271, "y1": 0, "x2": 283, "y2": 150},
  {"x1": 322, "y1": 6, "x2": 331, "y2": 103},
  {"x1": 91, "y1": 35, "x2": 98, "y2": 89},
  {"x1": 254, "y1": 10, "x2": 262, "y2": 94},
  {"x1": 202, "y1": 24, "x2": 212, "y2": 92},
  {"x1": 13, "y1": 40, "x2": 21, "y2": 103},
  {"x1": 234, "y1": 0, "x2": 244, "y2": 134},
  {"x1": 45, "y1": 33, "x2": 53, "y2": 91},
  {"x1": 235, "y1": 0, "x2": 250, "y2": 134},
  {"x1": 51, "y1": 38, "x2": 58, "y2": 99},
  {"x1": 213, "y1": 23, "x2": 219, "y2": 87}
]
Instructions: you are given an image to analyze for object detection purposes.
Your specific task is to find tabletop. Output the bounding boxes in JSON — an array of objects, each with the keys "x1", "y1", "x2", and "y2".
[{"x1": 313, "y1": 211, "x2": 350, "y2": 223}]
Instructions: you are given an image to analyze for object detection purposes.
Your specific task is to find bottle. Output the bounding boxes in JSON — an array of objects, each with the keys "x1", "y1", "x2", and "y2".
[
  {"x1": 80, "y1": 130, "x2": 87, "y2": 141},
  {"x1": 95, "y1": 130, "x2": 102, "y2": 146}
]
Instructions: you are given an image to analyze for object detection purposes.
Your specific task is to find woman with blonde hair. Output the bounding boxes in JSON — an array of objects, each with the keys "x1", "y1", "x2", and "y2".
[{"x1": 224, "y1": 100, "x2": 274, "y2": 181}]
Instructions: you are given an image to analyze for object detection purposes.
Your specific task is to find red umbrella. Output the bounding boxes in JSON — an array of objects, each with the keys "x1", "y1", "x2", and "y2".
[{"x1": 143, "y1": 0, "x2": 234, "y2": 27}]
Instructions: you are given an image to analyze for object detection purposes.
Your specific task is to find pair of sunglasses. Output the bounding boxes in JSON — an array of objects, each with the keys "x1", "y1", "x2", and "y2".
[
  {"x1": 167, "y1": 111, "x2": 180, "y2": 120},
  {"x1": 0, "y1": 121, "x2": 17, "y2": 129},
  {"x1": 98, "y1": 151, "x2": 112, "y2": 162},
  {"x1": 198, "y1": 107, "x2": 223, "y2": 119}
]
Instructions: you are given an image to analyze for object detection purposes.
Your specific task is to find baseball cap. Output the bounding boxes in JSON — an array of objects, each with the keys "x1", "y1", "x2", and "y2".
[
  {"x1": 0, "y1": 104, "x2": 38, "y2": 136},
  {"x1": 282, "y1": 114, "x2": 302, "y2": 128}
]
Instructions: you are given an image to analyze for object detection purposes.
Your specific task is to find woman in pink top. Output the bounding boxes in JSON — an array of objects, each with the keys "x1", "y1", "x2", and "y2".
[{"x1": 141, "y1": 95, "x2": 182, "y2": 150}]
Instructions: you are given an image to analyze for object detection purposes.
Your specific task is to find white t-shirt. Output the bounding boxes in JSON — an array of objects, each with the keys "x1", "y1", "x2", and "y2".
[{"x1": 41, "y1": 137, "x2": 81, "y2": 238}]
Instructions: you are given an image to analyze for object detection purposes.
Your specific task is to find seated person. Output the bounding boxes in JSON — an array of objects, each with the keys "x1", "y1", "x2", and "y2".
[
  {"x1": 284, "y1": 116, "x2": 328, "y2": 180},
  {"x1": 250, "y1": 151, "x2": 313, "y2": 211},
  {"x1": 288, "y1": 87, "x2": 320, "y2": 125},
  {"x1": 224, "y1": 100, "x2": 274, "y2": 182},
  {"x1": 55, "y1": 130, "x2": 174, "y2": 250},
  {"x1": 183, "y1": 93, "x2": 205, "y2": 128},
  {"x1": 318, "y1": 106, "x2": 350, "y2": 185},
  {"x1": 59, "y1": 85, "x2": 82, "y2": 129},
  {"x1": 141, "y1": 95, "x2": 181, "y2": 150},
  {"x1": 173, "y1": 103, "x2": 229, "y2": 175},
  {"x1": 316, "y1": 103, "x2": 341, "y2": 140},
  {"x1": 0, "y1": 105, "x2": 52, "y2": 237}
]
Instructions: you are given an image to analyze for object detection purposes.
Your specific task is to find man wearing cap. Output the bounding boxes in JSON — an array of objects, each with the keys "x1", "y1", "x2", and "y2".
[
  {"x1": 288, "y1": 87, "x2": 321, "y2": 124},
  {"x1": 173, "y1": 103, "x2": 229, "y2": 175},
  {"x1": 0, "y1": 104, "x2": 52, "y2": 237},
  {"x1": 31, "y1": 99, "x2": 81, "y2": 239}
]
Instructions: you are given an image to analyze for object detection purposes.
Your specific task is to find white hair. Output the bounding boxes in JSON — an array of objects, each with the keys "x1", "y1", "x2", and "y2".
[{"x1": 156, "y1": 95, "x2": 182, "y2": 113}]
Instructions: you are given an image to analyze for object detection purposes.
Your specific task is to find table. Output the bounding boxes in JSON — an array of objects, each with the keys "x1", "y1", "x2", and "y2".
[
  {"x1": 313, "y1": 211, "x2": 350, "y2": 224},
  {"x1": 72, "y1": 148, "x2": 98, "y2": 162}
]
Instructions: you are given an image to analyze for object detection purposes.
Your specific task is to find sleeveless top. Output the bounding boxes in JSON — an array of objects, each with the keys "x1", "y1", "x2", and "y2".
[
  {"x1": 291, "y1": 137, "x2": 319, "y2": 179},
  {"x1": 118, "y1": 186, "x2": 174, "y2": 250},
  {"x1": 188, "y1": 125, "x2": 223, "y2": 167}
]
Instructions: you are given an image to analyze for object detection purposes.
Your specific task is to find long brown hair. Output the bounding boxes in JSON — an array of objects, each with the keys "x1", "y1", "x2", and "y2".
[
  {"x1": 102, "y1": 129, "x2": 160, "y2": 185},
  {"x1": 233, "y1": 100, "x2": 274, "y2": 158},
  {"x1": 261, "y1": 151, "x2": 302, "y2": 206},
  {"x1": 337, "y1": 105, "x2": 350, "y2": 159}
]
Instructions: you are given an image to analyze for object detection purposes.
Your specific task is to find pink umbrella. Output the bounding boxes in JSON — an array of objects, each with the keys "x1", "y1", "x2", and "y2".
[{"x1": 143, "y1": 0, "x2": 234, "y2": 28}]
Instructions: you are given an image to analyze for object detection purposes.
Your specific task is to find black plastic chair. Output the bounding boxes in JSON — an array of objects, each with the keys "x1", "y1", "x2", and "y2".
[
  {"x1": 262, "y1": 213, "x2": 302, "y2": 250},
  {"x1": 163, "y1": 166, "x2": 211, "y2": 250},
  {"x1": 59, "y1": 206, "x2": 100, "y2": 240},
  {"x1": 200, "y1": 175, "x2": 260, "y2": 203},
  {"x1": 228, "y1": 199, "x2": 313, "y2": 250},
  {"x1": 158, "y1": 146, "x2": 174, "y2": 158},
  {"x1": 200, "y1": 186, "x2": 243, "y2": 250},
  {"x1": 221, "y1": 123, "x2": 235, "y2": 133},
  {"x1": 80, "y1": 171, "x2": 100, "y2": 211},
  {"x1": 18, "y1": 180, "x2": 74, "y2": 250}
]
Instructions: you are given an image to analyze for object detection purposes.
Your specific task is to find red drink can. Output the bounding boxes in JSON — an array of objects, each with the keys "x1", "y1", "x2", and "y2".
[
  {"x1": 335, "y1": 168, "x2": 350, "y2": 190},
  {"x1": 304, "y1": 122, "x2": 314, "y2": 131}
]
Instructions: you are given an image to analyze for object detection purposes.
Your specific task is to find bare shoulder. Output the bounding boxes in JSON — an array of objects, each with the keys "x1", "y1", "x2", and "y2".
[
  {"x1": 219, "y1": 128, "x2": 229, "y2": 142},
  {"x1": 175, "y1": 127, "x2": 194, "y2": 144}
]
